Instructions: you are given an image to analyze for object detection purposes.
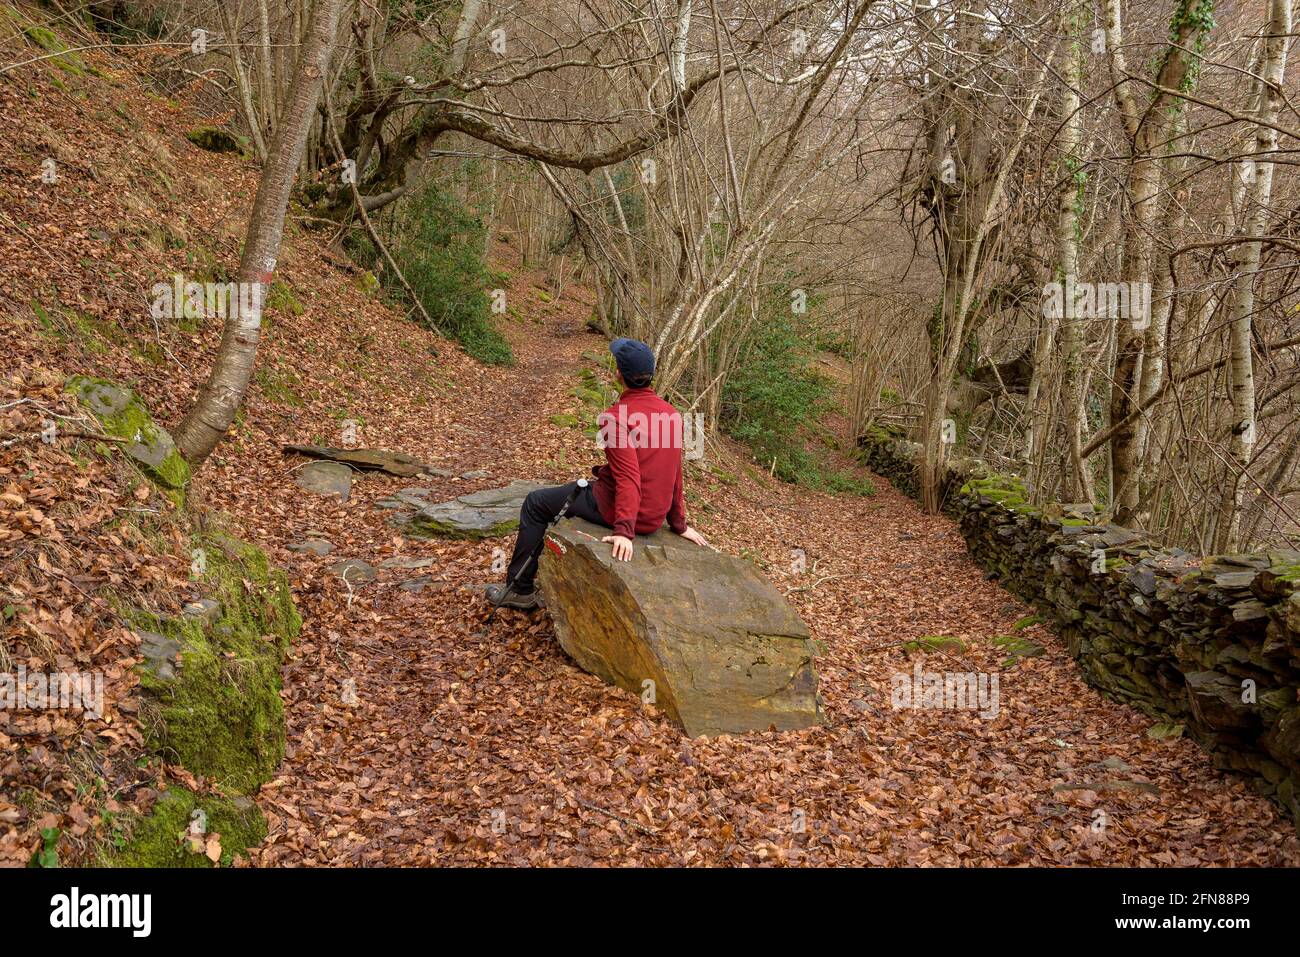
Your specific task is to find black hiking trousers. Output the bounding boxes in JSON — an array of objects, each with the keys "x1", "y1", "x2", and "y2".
[{"x1": 506, "y1": 481, "x2": 610, "y2": 593}]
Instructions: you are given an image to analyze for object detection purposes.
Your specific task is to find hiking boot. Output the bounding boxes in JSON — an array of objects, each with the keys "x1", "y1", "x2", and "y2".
[{"x1": 484, "y1": 583, "x2": 540, "y2": 611}]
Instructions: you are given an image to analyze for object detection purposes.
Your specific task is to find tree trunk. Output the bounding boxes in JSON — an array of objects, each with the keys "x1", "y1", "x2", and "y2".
[
  {"x1": 1104, "y1": 0, "x2": 1212, "y2": 525},
  {"x1": 256, "y1": 0, "x2": 275, "y2": 142},
  {"x1": 1057, "y1": 18, "x2": 1091, "y2": 503},
  {"x1": 220, "y1": 0, "x2": 268, "y2": 162},
  {"x1": 1214, "y1": 0, "x2": 1292, "y2": 551},
  {"x1": 174, "y1": 0, "x2": 344, "y2": 466}
]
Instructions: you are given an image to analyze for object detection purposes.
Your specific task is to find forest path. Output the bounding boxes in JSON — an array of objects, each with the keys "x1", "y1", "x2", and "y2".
[
  {"x1": 237, "y1": 261, "x2": 1300, "y2": 867},
  {"x1": 2, "y1": 9, "x2": 1291, "y2": 868}
]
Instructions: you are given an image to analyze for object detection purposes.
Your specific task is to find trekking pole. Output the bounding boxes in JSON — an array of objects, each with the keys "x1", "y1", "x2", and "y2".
[{"x1": 485, "y1": 479, "x2": 588, "y2": 624}]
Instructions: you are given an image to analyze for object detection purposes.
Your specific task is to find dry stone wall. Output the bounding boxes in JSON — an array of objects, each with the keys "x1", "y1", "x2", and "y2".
[{"x1": 860, "y1": 428, "x2": 1300, "y2": 832}]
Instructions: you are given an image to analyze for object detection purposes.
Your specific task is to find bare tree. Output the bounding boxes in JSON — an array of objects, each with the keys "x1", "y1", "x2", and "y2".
[{"x1": 174, "y1": 0, "x2": 345, "y2": 466}]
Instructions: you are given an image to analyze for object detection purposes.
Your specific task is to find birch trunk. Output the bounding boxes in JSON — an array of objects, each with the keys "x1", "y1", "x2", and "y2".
[
  {"x1": 1214, "y1": 0, "x2": 1292, "y2": 550},
  {"x1": 1103, "y1": 0, "x2": 1212, "y2": 525},
  {"x1": 1057, "y1": 23, "x2": 1091, "y2": 503},
  {"x1": 220, "y1": 0, "x2": 268, "y2": 162},
  {"x1": 175, "y1": 0, "x2": 345, "y2": 466}
]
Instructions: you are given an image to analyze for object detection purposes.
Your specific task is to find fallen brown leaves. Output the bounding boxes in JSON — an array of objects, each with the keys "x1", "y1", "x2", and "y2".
[{"x1": 2, "y1": 23, "x2": 1297, "y2": 868}]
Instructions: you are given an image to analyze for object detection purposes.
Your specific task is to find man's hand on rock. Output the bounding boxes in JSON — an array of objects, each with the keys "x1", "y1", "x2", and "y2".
[
  {"x1": 602, "y1": 534, "x2": 634, "y2": 561},
  {"x1": 679, "y1": 526, "x2": 712, "y2": 549}
]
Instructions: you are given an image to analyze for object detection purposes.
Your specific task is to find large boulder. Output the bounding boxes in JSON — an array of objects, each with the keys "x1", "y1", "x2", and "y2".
[{"x1": 538, "y1": 518, "x2": 823, "y2": 737}]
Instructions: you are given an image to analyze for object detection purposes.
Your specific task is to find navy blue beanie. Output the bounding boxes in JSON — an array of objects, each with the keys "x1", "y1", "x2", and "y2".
[{"x1": 609, "y1": 338, "x2": 655, "y2": 383}]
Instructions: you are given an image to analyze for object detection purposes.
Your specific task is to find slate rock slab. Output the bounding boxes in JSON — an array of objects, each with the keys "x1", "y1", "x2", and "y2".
[
  {"x1": 294, "y1": 461, "x2": 353, "y2": 501},
  {"x1": 380, "y1": 556, "x2": 438, "y2": 569},
  {"x1": 538, "y1": 518, "x2": 824, "y2": 737},
  {"x1": 182, "y1": 598, "x2": 222, "y2": 626},
  {"x1": 287, "y1": 538, "x2": 334, "y2": 556},
  {"x1": 137, "y1": 630, "x2": 183, "y2": 681},
  {"x1": 401, "y1": 480, "x2": 547, "y2": 539},
  {"x1": 284, "y1": 444, "x2": 436, "y2": 477},
  {"x1": 375, "y1": 488, "x2": 434, "y2": 510},
  {"x1": 330, "y1": 558, "x2": 377, "y2": 585},
  {"x1": 1185, "y1": 670, "x2": 1258, "y2": 731}
]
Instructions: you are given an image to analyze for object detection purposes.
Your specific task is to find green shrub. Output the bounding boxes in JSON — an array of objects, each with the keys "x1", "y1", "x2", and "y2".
[
  {"x1": 355, "y1": 181, "x2": 511, "y2": 365},
  {"x1": 720, "y1": 308, "x2": 873, "y2": 496},
  {"x1": 722, "y1": 314, "x2": 828, "y2": 474}
]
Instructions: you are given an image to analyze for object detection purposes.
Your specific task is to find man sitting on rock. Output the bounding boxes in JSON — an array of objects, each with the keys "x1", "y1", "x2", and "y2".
[{"x1": 485, "y1": 337, "x2": 711, "y2": 611}]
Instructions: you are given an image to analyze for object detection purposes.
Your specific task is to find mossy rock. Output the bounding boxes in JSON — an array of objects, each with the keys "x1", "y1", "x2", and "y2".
[
  {"x1": 903, "y1": 635, "x2": 967, "y2": 655},
  {"x1": 134, "y1": 532, "x2": 299, "y2": 793},
  {"x1": 402, "y1": 481, "x2": 544, "y2": 540},
  {"x1": 105, "y1": 787, "x2": 266, "y2": 868},
  {"x1": 960, "y1": 475, "x2": 1036, "y2": 513},
  {"x1": 550, "y1": 412, "x2": 580, "y2": 428},
  {"x1": 67, "y1": 376, "x2": 189, "y2": 502},
  {"x1": 1147, "y1": 721, "x2": 1185, "y2": 740},
  {"x1": 990, "y1": 633, "x2": 1046, "y2": 668},
  {"x1": 354, "y1": 270, "x2": 380, "y2": 295},
  {"x1": 185, "y1": 126, "x2": 243, "y2": 154},
  {"x1": 862, "y1": 423, "x2": 906, "y2": 444},
  {"x1": 199, "y1": 531, "x2": 301, "y2": 654},
  {"x1": 573, "y1": 384, "x2": 612, "y2": 408}
]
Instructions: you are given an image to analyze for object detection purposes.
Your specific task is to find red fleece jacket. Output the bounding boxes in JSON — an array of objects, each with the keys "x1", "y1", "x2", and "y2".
[{"x1": 591, "y1": 387, "x2": 687, "y2": 539}]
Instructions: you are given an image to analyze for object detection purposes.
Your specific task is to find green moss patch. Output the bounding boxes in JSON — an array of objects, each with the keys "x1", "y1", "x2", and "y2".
[
  {"x1": 961, "y1": 474, "x2": 1032, "y2": 511},
  {"x1": 355, "y1": 270, "x2": 380, "y2": 295},
  {"x1": 861, "y1": 423, "x2": 906, "y2": 444},
  {"x1": 185, "y1": 126, "x2": 243, "y2": 154},
  {"x1": 184, "y1": 243, "x2": 229, "y2": 284},
  {"x1": 990, "y1": 633, "x2": 1046, "y2": 668},
  {"x1": 134, "y1": 532, "x2": 298, "y2": 793},
  {"x1": 38, "y1": 302, "x2": 127, "y2": 352},
  {"x1": 21, "y1": 22, "x2": 87, "y2": 76},
  {"x1": 265, "y1": 279, "x2": 304, "y2": 317},
  {"x1": 903, "y1": 635, "x2": 967, "y2": 655},
  {"x1": 573, "y1": 383, "x2": 611, "y2": 408},
  {"x1": 256, "y1": 364, "x2": 305, "y2": 407},
  {"x1": 67, "y1": 375, "x2": 189, "y2": 501},
  {"x1": 105, "y1": 786, "x2": 266, "y2": 868}
]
